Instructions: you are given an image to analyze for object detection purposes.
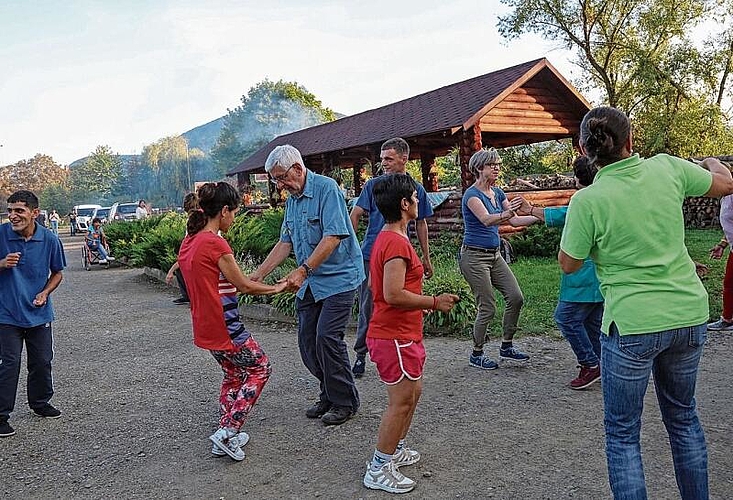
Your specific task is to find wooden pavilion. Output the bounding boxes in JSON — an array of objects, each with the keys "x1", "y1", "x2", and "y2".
[{"x1": 227, "y1": 58, "x2": 591, "y2": 194}]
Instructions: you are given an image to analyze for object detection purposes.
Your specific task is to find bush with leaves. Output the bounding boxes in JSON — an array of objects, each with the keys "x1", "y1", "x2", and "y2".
[
  {"x1": 226, "y1": 208, "x2": 284, "y2": 257},
  {"x1": 422, "y1": 270, "x2": 475, "y2": 335},
  {"x1": 508, "y1": 224, "x2": 562, "y2": 258},
  {"x1": 104, "y1": 214, "x2": 186, "y2": 271}
]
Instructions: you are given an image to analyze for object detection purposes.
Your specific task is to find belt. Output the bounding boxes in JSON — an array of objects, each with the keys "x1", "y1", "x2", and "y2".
[{"x1": 462, "y1": 245, "x2": 499, "y2": 254}]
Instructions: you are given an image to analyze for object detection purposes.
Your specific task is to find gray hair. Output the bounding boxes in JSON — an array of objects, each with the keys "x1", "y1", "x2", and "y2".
[
  {"x1": 265, "y1": 144, "x2": 304, "y2": 173},
  {"x1": 468, "y1": 148, "x2": 502, "y2": 176}
]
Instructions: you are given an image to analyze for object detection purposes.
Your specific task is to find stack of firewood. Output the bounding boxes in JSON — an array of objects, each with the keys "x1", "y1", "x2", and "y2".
[
  {"x1": 504, "y1": 173, "x2": 576, "y2": 191},
  {"x1": 684, "y1": 197, "x2": 721, "y2": 229}
]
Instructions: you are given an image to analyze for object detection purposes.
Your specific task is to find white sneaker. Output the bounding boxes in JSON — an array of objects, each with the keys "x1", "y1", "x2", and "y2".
[
  {"x1": 363, "y1": 460, "x2": 416, "y2": 493},
  {"x1": 107, "y1": 256, "x2": 115, "y2": 261},
  {"x1": 393, "y1": 446, "x2": 421, "y2": 467},
  {"x1": 98, "y1": 259, "x2": 108, "y2": 264},
  {"x1": 211, "y1": 431, "x2": 249, "y2": 456},
  {"x1": 209, "y1": 427, "x2": 245, "y2": 461}
]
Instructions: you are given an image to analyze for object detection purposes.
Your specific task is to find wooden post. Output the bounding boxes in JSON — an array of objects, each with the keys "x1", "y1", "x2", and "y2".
[
  {"x1": 236, "y1": 172, "x2": 249, "y2": 194},
  {"x1": 460, "y1": 126, "x2": 482, "y2": 192},
  {"x1": 370, "y1": 145, "x2": 381, "y2": 176},
  {"x1": 420, "y1": 152, "x2": 437, "y2": 192},
  {"x1": 353, "y1": 160, "x2": 366, "y2": 196}
]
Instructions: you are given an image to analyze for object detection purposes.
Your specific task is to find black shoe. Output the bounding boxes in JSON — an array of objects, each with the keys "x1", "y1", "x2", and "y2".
[
  {"x1": 305, "y1": 400, "x2": 332, "y2": 419},
  {"x1": 32, "y1": 404, "x2": 61, "y2": 419},
  {"x1": 352, "y1": 355, "x2": 366, "y2": 378},
  {"x1": 321, "y1": 405, "x2": 354, "y2": 426},
  {"x1": 172, "y1": 297, "x2": 190, "y2": 305},
  {"x1": 0, "y1": 418, "x2": 15, "y2": 437}
]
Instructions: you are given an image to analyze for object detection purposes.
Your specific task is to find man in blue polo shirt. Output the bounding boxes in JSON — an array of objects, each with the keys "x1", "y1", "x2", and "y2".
[
  {"x1": 0, "y1": 190, "x2": 66, "y2": 438},
  {"x1": 349, "y1": 138, "x2": 433, "y2": 378},
  {"x1": 252, "y1": 145, "x2": 364, "y2": 426}
]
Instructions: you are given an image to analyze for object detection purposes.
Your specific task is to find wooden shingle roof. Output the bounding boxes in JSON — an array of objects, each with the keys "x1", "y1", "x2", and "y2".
[{"x1": 228, "y1": 58, "x2": 590, "y2": 175}]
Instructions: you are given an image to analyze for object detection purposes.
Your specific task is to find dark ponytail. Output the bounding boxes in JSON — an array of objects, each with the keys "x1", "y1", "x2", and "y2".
[
  {"x1": 579, "y1": 107, "x2": 631, "y2": 167},
  {"x1": 572, "y1": 156, "x2": 598, "y2": 187},
  {"x1": 186, "y1": 182, "x2": 240, "y2": 235}
]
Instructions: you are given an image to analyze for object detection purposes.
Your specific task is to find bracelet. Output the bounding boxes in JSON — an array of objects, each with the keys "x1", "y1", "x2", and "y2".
[
  {"x1": 432, "y1": 296, "x2": 438, "y2": 310},
  {"x1": 720, "y1": 240, "x2": 729, "y2": 248}
]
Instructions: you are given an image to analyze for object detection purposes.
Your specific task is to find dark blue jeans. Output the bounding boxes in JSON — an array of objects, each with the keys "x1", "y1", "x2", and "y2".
[
  {"x1": 554, "y1": 301, "x2": 603, "y2": 367},
  {"x1": 296, "y1": 287, "x2": 359, "y2": 411},
  {"x1": 353, "y1": 260, "x2": 371, "y2": 358},
  {"x1": 601, "y1": 323, "x2": 708, "y2": 500},
  {"x1": 0, "y1": 323, "x2": 55, "y2": 418}
]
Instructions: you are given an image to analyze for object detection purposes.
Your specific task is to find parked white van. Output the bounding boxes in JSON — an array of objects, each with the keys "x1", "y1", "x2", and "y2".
[{"x1": 74, "y1": 204, "x2": 102, "y2": 232}]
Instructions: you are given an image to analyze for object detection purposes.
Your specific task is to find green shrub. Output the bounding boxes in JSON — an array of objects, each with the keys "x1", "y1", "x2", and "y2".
[
  {"x1": 272, "y1": 292, "x2": 297, "y2": 316},
  {"x1": 104, "y1": 214, "x2": 186, "y2": 271},
  {"x1": 427, "y1": 232, "x2": 462, "y2": 266},
  {"x1": 422, "y1": 269, "x2": 475, "y2": 335},
  {"x1": 226, "y1": 208, "x2": 284, "y2": 257},
  {"x1": 508, "y1": 224, "x2": 562, "y2": 258}
]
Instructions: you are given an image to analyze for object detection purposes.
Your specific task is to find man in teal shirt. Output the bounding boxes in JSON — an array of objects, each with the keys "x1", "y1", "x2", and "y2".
[{"x1": 253, "y1": 145, "x2": 364, "y2": 427}]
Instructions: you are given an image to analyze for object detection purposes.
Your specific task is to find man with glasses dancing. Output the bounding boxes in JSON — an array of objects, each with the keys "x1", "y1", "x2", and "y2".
[{"x1": 252, "y1": 145, "x2": 364, "y2": 426}]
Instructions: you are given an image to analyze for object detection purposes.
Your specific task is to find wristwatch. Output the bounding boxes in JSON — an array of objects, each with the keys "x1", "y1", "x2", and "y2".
[{"x1": 301, "y1": 263, "x2": 314, "y2": 277}]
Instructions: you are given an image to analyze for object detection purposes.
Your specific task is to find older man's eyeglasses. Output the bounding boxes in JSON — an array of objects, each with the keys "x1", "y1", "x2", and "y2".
[
  {"x1": 482, "y1": 162, "x2": 502, "y2": 169},
  {"x1": 269, "y1": 165, "x2": 295, "y2": 184}
]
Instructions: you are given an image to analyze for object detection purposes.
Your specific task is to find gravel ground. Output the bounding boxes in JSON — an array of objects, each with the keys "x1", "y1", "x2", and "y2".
[{"x1": 1, "y1": 233, "x2": 732, "y2": 499}]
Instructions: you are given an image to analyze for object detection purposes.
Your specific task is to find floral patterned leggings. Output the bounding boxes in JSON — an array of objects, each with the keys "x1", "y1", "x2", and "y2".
[{"x1": 210, "y1": 336, "x2": 271, "y2": 431}]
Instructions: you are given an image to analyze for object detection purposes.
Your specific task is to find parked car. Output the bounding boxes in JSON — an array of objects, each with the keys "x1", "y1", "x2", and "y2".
[
  {"x1": 109, "y1": 202, "x2": 140, "y2": 222},
  {"x1": 74, "y1": 204, "x2": 102, "y2": 232},
  {"x1": 94, "y1": 206, "x2": 111, "y2": 224}
]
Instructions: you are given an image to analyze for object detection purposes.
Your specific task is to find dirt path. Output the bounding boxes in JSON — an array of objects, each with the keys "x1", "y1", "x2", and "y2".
[{"x1": 1, "y1": 234, "x2": 731, "y2": 499}]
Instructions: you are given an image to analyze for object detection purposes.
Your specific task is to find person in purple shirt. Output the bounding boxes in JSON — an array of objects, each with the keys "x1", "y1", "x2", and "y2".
[
  {"x1": 0, "y1": 190, "x2": 66, "y2": 438},
  {"x1": 349, "y1": 138, "x2": 434, "y2": 378}
]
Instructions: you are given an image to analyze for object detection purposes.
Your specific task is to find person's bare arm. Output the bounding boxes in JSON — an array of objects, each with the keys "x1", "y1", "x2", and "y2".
[
  {"x1": 219, "y1": 254, "x2": 287, "y2": 295},
  {"x1": 466, "y1": 197, "x2": 515, "y2": 227},
  {"x1": 382, "y1": 258, "x2": 458, "y2": 312},
  {"x1": 251, "y1": 241, "x2": 293, "y2": 281},
  {"x1": 282, "y1": 235, "x2": 343, "y2": 291},
  {"x1": 702, "y1": 158, "x2": 733, "y2": 197},
  {"x1": 415, "y1": 219, "x2": 433, "y2": 279},
  {"x1": 558, "y1": 250, "x2": 584, "y2": 274},
  {"x1": 350, "y1": 205, "x2": 365, "y2": 233},
  {"x1": 33, "y1": 270, "x2": 63, "y2": 306},
  {"x1": 166, "y1": 261, "x2": 180, "y2": 284}
]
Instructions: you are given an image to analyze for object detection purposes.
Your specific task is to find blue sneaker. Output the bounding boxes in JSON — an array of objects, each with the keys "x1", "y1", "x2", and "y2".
[
  {"x1": 469, "y1": 352, "x2": 498, "y2": 370},
  {"x1": 499, "y1": 346, "x2": 530, "y2": 362}
]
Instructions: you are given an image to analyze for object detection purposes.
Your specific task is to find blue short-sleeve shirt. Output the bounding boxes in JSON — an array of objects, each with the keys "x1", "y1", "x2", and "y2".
[
  {"x1": 280, "y1": 170, "x2": 365, "y2": 301},
  {"x1": 461, "y1": 185, "x2": 506, "y2": 249},
  {"x1": 356, "y1": 175, "x2": 433, "y2": 261},
  {"x1": 0, "y1": 222, "x2": 66, "y2": 327}
]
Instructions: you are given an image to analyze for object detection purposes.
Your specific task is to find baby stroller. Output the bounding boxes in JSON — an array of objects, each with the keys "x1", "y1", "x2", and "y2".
[{"x1": 81, "y1": 241, "x2": 111, "y2": 271}]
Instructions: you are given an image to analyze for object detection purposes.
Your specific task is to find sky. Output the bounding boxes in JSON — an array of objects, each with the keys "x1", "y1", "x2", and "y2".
[{"x1": 0, "y1": 0, "x2": 579, "y2": 166}]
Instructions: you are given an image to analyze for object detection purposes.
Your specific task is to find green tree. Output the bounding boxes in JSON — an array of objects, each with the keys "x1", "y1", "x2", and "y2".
[
  {"x1": 0, "y1": 154, "x2": 68, "y2": 197},
  {"x1": 498, "y1": 0, "x2": 733, "y2": 155},
  {"x1": 39, "y1": 183, "x2": 73, "y2": 214},
  {"x1": 69, "y1": 145, "x2": 122, "y2": 204},
  {"x1": 499, "y1": 140, "x2": 576, "y2": 177},
  {"x1": 142, "y1": 135, "x2": 204, "y2": 206},
  {"x1": 211, "y1": 79, "x2": 336, "y2": 176}
]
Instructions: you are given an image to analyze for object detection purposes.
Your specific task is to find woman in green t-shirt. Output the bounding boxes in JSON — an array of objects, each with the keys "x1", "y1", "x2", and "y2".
[{"x1": 558, "y1": 106, "x2": 733, "y2": 500}]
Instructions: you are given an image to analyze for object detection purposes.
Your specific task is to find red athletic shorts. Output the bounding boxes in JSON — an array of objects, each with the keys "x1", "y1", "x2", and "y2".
[{"x1": 367, "y1": 337, "x2": 426, "y2": 385}]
